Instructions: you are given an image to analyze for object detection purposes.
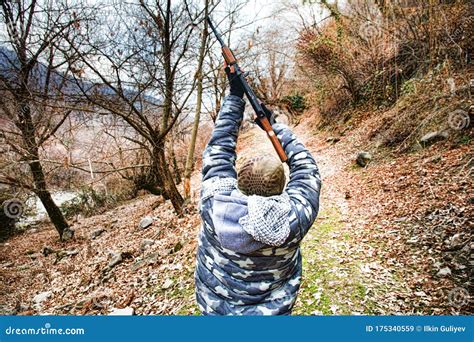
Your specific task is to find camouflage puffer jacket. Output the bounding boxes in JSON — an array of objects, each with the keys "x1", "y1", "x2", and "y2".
[{"x1": 195, "y1": 95, "x2": 321, "y2": 315}]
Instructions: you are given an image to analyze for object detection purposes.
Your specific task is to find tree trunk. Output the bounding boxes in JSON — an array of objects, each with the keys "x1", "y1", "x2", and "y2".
[
  {"x1": 29, "y1": 151, "x2": 69, "y2": 237},
  {"x1": 170, "y1": 143, "x2": 182, "y2": 185},
  {"x1": 154, "y1": 145, "x2": 184, "y2": 214},
  {"x1": 19, "y1": 98, "x2": 70, "y2": 238},
  {"x1": 183, "y1": 0, "x2": 209, "y2": 199}
]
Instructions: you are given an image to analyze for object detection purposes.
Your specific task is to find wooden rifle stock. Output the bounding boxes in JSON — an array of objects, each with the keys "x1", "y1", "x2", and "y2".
[
  {"x1": 221, "y1": 47, "x2": 236, "y2": 65},
  {"x1": 258, "y1": 117, "x2": 288, "y2": 163}
]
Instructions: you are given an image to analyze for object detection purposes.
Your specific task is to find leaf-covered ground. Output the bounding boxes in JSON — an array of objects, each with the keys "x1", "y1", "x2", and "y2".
[{"x1": 0, "y1": 118, "x2": 471, "y2": 316}]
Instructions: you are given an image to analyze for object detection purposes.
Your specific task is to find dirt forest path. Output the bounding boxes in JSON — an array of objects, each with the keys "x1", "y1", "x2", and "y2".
[
  {"x1": 241, "y1": 117, "x2": 472, "y2": 316},
  {"x1": 238, "y1": 124, "x2": 411, "y2": 315}
]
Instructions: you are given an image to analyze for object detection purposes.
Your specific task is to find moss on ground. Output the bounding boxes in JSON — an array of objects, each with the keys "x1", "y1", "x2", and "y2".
[{"x1": 293, "y1": 207, "x2": 379, "y2": 315}]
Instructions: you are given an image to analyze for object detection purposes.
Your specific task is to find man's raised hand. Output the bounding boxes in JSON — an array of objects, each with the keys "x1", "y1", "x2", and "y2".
[{"x1": 224, "y1": 62, "x2": 245, "y2": 99}]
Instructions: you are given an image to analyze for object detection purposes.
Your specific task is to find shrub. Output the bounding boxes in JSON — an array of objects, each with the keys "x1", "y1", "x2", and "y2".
[
  {"x1": 60, "y1": 184, "x2": 132, "y2": 219},
  {"x1": 283, "y1": 93, "x2": 307, "y2": 113},
  {"x1": 296, "y1": 0, "x2": 472, "y2": 126}
]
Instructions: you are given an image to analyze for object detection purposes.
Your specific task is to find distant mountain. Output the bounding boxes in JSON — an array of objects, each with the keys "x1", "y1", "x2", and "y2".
[{"x1": 0, "y1": 45, "x2": 161, "y2": 106}]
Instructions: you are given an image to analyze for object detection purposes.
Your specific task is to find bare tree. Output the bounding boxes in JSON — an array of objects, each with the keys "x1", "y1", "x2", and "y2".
[
  {"x1": 69, "y1": 0, "x2": 204, "y2": 213},
  {"x1": 0, "y1": 0, "x2": 92, "y2": 238},
  {"x1": 245, "y1": 29, "x2": 292, "y2": 105},
  {"x1": 183, "y1": 0, "x2": 210, "y2": 199}
]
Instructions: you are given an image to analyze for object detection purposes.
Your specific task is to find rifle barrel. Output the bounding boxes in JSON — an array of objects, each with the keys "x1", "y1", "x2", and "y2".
[{"x1": 207, "y1": 18, "x2": 225, "y2": 47}]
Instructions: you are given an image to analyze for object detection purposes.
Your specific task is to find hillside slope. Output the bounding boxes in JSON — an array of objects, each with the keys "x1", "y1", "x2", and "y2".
[{"x1": 0, "y1": 107, "x2": 471, "y2": 315}]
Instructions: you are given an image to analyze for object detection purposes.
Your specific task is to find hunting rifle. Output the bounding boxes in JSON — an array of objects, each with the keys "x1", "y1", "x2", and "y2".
[{"x1": 207, "y1": 17, "x2": 288, "y2": 163}]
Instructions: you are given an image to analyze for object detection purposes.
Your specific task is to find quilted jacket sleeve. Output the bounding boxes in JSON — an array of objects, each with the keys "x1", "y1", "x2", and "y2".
[
  {"x1": 273, "y1": 124, "x2": 322, "y2": 243},
  {"x1": 202, "y1": 95, "x2": 245, "y2": 183}
]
